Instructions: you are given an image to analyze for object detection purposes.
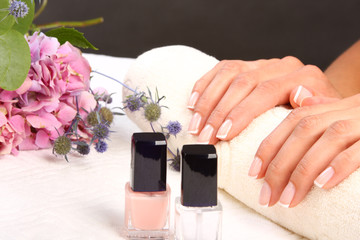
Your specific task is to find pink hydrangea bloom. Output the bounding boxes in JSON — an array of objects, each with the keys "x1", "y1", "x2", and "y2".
[{"x1": 0, "y1": 32, "x2": 96, "y2": 155}]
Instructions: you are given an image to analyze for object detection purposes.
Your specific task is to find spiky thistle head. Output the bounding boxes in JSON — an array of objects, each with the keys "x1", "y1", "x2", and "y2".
[
  {"x1": 144, "y1": 103, "x2": 161, "y2": 122},
  {"x1": 166, "y1": 121, "x2": 182, "y2": 136},
  {"x1": 76, "y1": 141, "x2": 90, "y2": 155},
  {"x1": 86, "y1": 111, "x2": 99, "y2": 126},
  {"x1": 95, "y1": 140, "x2": 107, "y2": 153},
  {"x1": 53, "y1": 135, "x2": 71, "y2": 156},
  {"x1": 124, "y1": 93, "x2": 145, "y2": 112},
  {"x1": 99, "y1": 107, "x2": 113, "y2": 124},
  {"x1": 92, "y1": 123, "x2": 110, "y2": 139},
  {"x1": 8, "y1": 0, "x2": 29, "y2": 20}
]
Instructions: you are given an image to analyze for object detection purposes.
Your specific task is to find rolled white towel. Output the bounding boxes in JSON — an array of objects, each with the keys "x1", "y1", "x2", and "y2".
[{"x1": 122, "y1": 45, "x2": 360, "y2": 240}]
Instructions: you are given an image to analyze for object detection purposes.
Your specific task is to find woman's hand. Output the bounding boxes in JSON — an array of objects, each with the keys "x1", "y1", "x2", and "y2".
[
  {"x1": 252, "y1": 89, "x2": 360, "y2": 208},
  {"x1": 187, "y1": 57, "x2": 340, "y2": 144}
]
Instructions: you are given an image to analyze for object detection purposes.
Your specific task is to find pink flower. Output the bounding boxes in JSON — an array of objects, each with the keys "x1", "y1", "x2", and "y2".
[
  {"x1": 27, "y1": 32, "x2": 60, "y2": 63},
  {"x1": 55, "y1": 42, "x2": 91, "y2": 94},
  {"x1": 0, "y1": 32, "x2": 97, "y2": 155}
]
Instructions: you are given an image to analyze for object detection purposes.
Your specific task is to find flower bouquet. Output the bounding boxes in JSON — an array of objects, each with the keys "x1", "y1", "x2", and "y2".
[{"x1": 0, "y1": 0, "x2": 112, "y2": 159}]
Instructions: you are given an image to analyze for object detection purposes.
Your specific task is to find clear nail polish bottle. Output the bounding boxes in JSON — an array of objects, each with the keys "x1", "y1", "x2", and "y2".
[
  {"x1": 175, "y1": 144, "x2": 222, "y2": 240},
  {"x1": 125, "y1": 132, "x2": 170, "y2": 239}
]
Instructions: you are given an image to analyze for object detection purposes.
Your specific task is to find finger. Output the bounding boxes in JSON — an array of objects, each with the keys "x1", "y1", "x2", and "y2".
[
  {"x1": 189, "y1": 59, "x2": 280, "y2": 135},
  {"x1": 218, "y1": 64, "x2": 326, "y2": 141},
  {"x1": 196, "y1": 57, "x2": 298, "y2": 142},
  {"x1": 197, "y1": 56, "x2": 302, "y2": 142},
  {"x1": 315, "y1": 135, "x2": 360, "y2": 189},
  {"x1": 281, "y1": 118, "x2": 360, "y2": 207},
  {"x1": 301, "y1": 96, "x2": 340, "y2": 106},
  {"x1": 254, "y1": 94, "x2": 360, "y2": 180},
  {"x1": 289, "y1": 85, "x2": 340, "y2": 108},
  {"x1": 258, "y1": 108, "x2": 360, "y2": 207},
  {"x1": 187, "y1": 59, "x2": 272, "y2": 109}
]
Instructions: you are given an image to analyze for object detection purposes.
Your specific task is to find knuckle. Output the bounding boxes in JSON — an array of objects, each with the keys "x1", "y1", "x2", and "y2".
[
  {"x1": 282, "y1": 56, "x2": 303, "y2": 67},
  {"x1": 267, "y1": 161, "x2": 284, "y2": 176},
  {"x1": 303, "y1": 64, "x2": 325, "y2": 79},
  {"x1": 232, "y1": 75, "x2": 256, "y2": 89},
  {"x1": 295, "y1": 159, "x2": 312, "y2": 178},
  {"x1": 257, "y1": 80, "x2": 281, "y2": 94},
  {"x1": 326, "y1": 120, "x2": 352, "y2": 139},
  {"x1": 209, "y1": 108, "x2": 226, "y2": 122},
  {"x1": 337, "y1": 150, "x2": 355, "y2": 167},
  {"x1": 194, "y1": 94, "x2": 211, "y2": 113},
  {"x1": 296, "y1": 115, "x2": 321, "y2": 132},
  {"x1": 259, "y1": 136, "x2": 276, "y2": 151},
  {"x1": 219, "y1": 60, "x2": 240, "y2": 72},
  {"x1": 286, "y1": 108, "x2": 306, "y2": 123}
]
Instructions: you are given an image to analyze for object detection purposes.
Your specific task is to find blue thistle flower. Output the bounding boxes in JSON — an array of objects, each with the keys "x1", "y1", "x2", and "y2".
[
  {"x1": 92, "y1": 123, "x2": 110, "y2": 139},
  {"x1": 76, "y1": 142, "x2": 90, "y2": 155},
  {"x1": 9, "y1": 0, "x2": 28, "y2": 18},
  {"x1": 124, "y1": 93, "x2": 145, "y2": 112},
  {"x1": 166, "y1": 121, "x2": 182, "y2": 136},
  {"x1": 1, "y1": 0, "x2": 29, "y2": 23},
  {"x1": 95, "y1": 140, "x2": 107, "y2": 153}
]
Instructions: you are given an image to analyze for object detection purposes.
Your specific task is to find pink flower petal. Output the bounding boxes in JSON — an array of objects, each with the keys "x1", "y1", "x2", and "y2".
[
  {"x1": 57, "y1": 103, "x2": 77, "y2": 125},
  {"x1": 16, "y1": 77, "x2": 32, "y2": 95},
  {"x1": 9, "y1": 115, "x2": 25, "y2": 133},
  {"x1": 35, "y1": 130, "x2": 52, "y2": 149},
  {"x1": 18, "y1": 136, "x2": 39, "y2": 151},
  {"x1": 0, "y1": 112, "x2": 7, "y2": 127},
  {"x1": 78, "y1": 91, "x2": 96, "y2": 118},
  {"x1": 26, "y1": 112, "x2": 62, "y2": 130}
]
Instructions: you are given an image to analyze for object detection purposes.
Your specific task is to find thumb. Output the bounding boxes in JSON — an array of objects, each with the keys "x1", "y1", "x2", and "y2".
[{"x1": 290, "y1": 85, "x2": 339, "y2": 108}]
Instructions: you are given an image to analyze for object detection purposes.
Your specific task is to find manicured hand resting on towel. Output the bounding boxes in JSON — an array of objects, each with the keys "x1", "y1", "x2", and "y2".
[{"x1": 122, "y1": 45, "x2": 360, "y2": 240}]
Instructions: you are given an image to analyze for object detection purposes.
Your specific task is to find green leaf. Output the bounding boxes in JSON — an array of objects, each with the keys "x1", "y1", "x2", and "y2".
[
  {"x1": 0, "y1": 0, "x2": 15, "y2": 35},
  {"x1": 11, "y1": 0, "x2": 35, "y2": 34},
  {"x1": 46, "y1": 27, "x2": 98, "y2": 50},
  {"x1": 0, "y1": 29, "x2": 31, "y2": 90}
]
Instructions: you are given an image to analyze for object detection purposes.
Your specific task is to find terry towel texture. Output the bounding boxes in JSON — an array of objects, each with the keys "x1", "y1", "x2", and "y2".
[{"x1": 122, "y1": 45, "x2": 360, "y2": 240}]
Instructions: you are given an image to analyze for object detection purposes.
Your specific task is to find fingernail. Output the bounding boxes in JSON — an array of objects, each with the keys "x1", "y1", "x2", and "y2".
[
  {"x1": 293, "y1": 85, "x2": 313, "y2": 107},
  {"x1": 187, "y1": 92, "x2": 199, "y2": 109},
  {"x1": 314, "y1": 166, "x2": 334, "y2": 188},
  {"x1": 188, "y1": 112, "x2": 202, "y2": 134},
  {"x1": 216, "y1": 119, "x2": 232, "y2": 139},
  {"x1": 248, "y1": 156, "x2": 263, "y2": 178},
  {"x1": 279, "y1": 181, "x2": 295, "y2": 208},
  {"x1": 197, "y1": 124, "x2": 214, "y2": 144},
  {"x1": 259, "y1": 181, "x2": 271, "y2": 207}
]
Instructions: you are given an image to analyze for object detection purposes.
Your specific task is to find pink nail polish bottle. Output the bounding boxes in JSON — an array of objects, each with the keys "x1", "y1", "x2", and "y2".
[
  {"x1": 125, "y1": 132, "x2": 171, "y2": 239},
  {"x1": 175, "y1": 144, "x2": 222, "y2": 240}
]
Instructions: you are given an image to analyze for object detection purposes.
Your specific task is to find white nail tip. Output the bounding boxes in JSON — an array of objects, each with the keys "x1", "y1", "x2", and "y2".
[
  {"x1": 293, "y1": 85, "x2": 303, "y2": 104},
  {"x1": 278, "y1": 202, "x2": 290, "y2": 208},
  {"x1": 314, "y1": 180, "x2": 324, "y2": 188}
]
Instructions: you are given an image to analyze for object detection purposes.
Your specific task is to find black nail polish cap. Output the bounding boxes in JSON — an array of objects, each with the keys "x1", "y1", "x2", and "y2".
[
  {"x1": 181, "y1": 144, "x2": 218, "y2": 207},
  {"x1": 131, "y1": 132, "x2": 167, "y2": 192}
]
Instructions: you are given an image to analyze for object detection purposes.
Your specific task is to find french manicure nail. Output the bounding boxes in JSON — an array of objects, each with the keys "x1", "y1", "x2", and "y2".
[
  {"x1": 248, "y1": 156, "x2": 263, "y2": 178},
  {"x1": 259, "y1": 181, "x2": 271, "y2": 207},
  {"x1": 279, "y1": 182, "x2": 295, "y2": 208},
  {"x1": 216, "y1": 119, "x2": 232, "y2": 139},
  {"x1": 197, "y1": 124, "x2": 214, "y2": 144},
  {"x1": 293, "y1": 85, "x2": 313, "y2": 107},
  {"x1": 188, "y1": 112, "x2": 202, "y2": 134},
  {"x1": 314, "y1": 166, "x2": 334, "y2": 188},
  {"x1": 187, "y1": 92, "x2": 199, "y2": 109}
]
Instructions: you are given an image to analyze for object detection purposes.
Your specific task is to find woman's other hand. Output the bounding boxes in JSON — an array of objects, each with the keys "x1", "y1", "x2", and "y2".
[{"x1": 187, "y1": 57, "x2": 340, "y2": 144}]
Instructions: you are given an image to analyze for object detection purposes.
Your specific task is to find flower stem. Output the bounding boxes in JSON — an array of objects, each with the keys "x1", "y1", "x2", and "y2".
[
  {"x1": 92, "y1": 70, "x2": 137, "y2": 93},
  {"x1": 33, "y1": 17, "x2": 104, "y2": 30},
  {"x1": 34, "y1": 0, "x2": 48, "y2": 19}
]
